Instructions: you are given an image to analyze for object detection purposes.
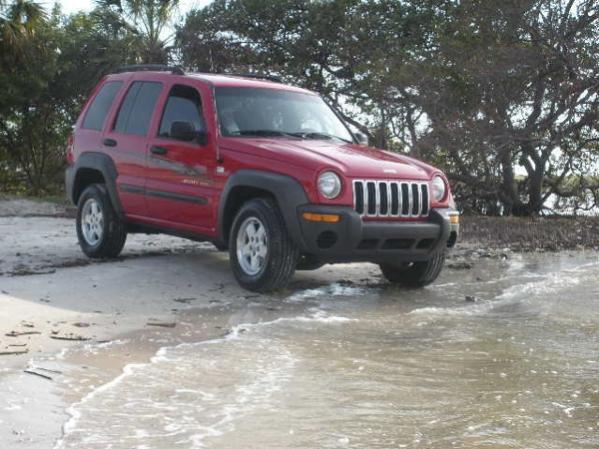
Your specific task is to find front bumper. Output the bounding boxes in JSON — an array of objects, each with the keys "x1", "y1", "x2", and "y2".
[{"x1": 295, "y1": 205, "x2": 459, "y2": 263}]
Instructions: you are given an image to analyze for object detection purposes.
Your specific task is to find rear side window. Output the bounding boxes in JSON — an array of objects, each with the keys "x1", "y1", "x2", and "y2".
[
  {"x1": 82, "y1": 81, "x2": 122, "y2": 131},
  {"x1": 158, "y1": 84, "x2": 205, "y2": 138},
  {"x1": 114, "y1": 81, "x2": 162, "y2": 136}
]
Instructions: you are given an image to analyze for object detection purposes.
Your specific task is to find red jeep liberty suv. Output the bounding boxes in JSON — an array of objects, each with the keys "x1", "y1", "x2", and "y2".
[{"x1": 66, "y1": 65, "x2": 459, "y2": 292}]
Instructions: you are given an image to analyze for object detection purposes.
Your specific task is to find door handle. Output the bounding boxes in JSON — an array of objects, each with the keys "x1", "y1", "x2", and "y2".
[
  {"x1": 103, "y1": 138, "x2": 117, "y2": 147},
  {"x1": 150, "y1": 146, "x2": 168, "y2": 155}
]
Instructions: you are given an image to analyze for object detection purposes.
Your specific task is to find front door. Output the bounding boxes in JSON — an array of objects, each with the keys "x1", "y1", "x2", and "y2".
[{"x1": 145, "y1": 82, "x2": 216, "y2": 233}]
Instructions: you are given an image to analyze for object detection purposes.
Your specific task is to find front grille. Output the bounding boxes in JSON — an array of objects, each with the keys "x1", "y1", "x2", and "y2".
[{"x1": 352, "y1": 180, "x2": 430, "y2": 218}]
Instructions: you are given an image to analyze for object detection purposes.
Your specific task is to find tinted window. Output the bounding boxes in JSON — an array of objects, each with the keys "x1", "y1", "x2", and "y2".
[
  {"x1": 82, "y1": 81, "x2": 122, "y2": 131},
  {"x1": 114, "y1": 81, "x2": 162, "y2": 136},
  {"x1": 215, "y1": 87, "x2": 353, "y2": 142},
  {"x1": 114, "y1": 82, "x2": 141, "y2": 134},
  {"x1": 159, "y1": 85, "x2": 204, "y2": 138}
]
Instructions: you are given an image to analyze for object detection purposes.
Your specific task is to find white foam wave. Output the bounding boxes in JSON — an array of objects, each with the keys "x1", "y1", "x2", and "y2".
[
  {"x1": 53, "y1": 309, "x2": 354, "y2": 448},
  {"x1": 53, "y1": 362, "x2": 148, "y2": 448},
  {"x1": 188, "y1": 349, "x2": 296, "y2": 446},
  {"x1": 287, "y1": 282, "x2": 366, "y2": 302},
  {"x1": 497, "y1": 269, "x2": 582, "y2": 300},
  {"x1": 410, "y1": 261, "x2": 597, "y2": 318},
  {"x1": 408, "y1": 302, "x2": 498, "y2": 317}
]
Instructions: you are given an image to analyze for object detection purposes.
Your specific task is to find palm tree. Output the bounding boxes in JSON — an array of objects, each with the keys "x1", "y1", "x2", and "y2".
[
  {"x1": 94, "y1": 0, "x2": 180, "y2": 63},
  {"x1": 1, "y1": 0, "x2": 47, "y2": 53}
]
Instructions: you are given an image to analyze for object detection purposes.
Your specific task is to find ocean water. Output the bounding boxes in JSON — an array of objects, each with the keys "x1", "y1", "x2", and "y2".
[{"x1": 54, "y1": 253, "x2": 599, "y2": 449}]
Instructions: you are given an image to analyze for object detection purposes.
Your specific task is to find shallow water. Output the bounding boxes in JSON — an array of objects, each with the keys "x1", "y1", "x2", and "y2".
[{"x1": 55, "y1": 253, "x2": 599, "y2": 449}]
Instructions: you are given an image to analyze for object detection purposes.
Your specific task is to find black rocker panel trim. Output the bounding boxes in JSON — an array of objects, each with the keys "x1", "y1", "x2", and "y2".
[
  {"x1": 118, "y1": 183, "x2": 144, "y2": 195},
  {"x1": 119, "y1": 183, "x2": 208, "y2": 205}
]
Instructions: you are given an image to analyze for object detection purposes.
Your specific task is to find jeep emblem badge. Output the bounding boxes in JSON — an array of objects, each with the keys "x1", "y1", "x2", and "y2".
[{"x1": 383, "y1": 168, "x2": 397, "y2": 174}]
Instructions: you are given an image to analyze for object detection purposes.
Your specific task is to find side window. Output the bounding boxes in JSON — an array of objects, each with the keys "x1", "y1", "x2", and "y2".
[
  {"x1": 114, "y1": 81, "x2": 162, "y2": 136},
  {"x1": 82, "y1": 81, "x2": 122, "y2": 131},
  {"x1": 158, "y1": 85, "x2": 205, "y2": 139}
]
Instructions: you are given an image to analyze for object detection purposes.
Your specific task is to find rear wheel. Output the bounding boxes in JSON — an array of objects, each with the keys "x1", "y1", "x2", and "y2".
[
  {"x1": 379, "y1": 252, "x2": 445, "y2": 288},
  {"x1": 229, "y1": 198, "x2": 298, "y2": 292},
  {"x1": 76, "y1": 184, "x2": 127, "y2": 258}
]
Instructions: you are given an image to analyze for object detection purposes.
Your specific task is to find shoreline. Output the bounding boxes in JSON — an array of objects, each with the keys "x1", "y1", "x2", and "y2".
[{"x1": 1, "y1": 197, "x2": 598, "y2": 448}]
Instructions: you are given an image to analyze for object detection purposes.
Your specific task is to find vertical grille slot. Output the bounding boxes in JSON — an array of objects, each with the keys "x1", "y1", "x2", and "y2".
[
  {"x1": 366, "y1": 182, "x2": 376, "y2": 215},
  {"x1": 379, "y1": 183, "x2": 388, "y2": 215},
  {"x1": 401, "y1": 183, "x2": 410, "y2": 215},
  {"x1": 411, "y1": 183, "x2": 419, "y2": 215},
  {"x1": 354, "y1": 182, "x2": 364, "y2": 214},
  {"x1": 421, "y1": 184, "x2": 429, "y2": 215},
  {"x1": 353, "y1": 180, "x2": 429, "y2": 218},
  {"x1": 390, "y1": 183, "x2": 399, "y2": 215}
]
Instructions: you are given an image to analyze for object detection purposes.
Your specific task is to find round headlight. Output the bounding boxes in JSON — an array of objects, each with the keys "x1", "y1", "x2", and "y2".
[
  {"x1": 318, "y1": 171, "x2": 342, "y2": 199},
  {"x1": 431, "y1": 175, "x2": 447, "y2": 202}
]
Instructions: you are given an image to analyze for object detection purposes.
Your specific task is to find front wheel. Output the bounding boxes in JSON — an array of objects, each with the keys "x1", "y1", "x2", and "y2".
[
  {"x1": 229, "y1": 198, "x2": 299, "y2": 292},
  {"x1": 379, "y1": 252, "x2": 445, "y2": 288}
]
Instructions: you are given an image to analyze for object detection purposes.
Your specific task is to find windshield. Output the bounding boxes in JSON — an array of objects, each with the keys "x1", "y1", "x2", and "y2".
[{"x1": 215, "y1": 87, "x2": 354, "y2": 143}]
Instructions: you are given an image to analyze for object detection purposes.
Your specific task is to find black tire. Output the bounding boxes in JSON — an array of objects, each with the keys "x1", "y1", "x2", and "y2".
[
  {"x1": 76, "y1": 184, "x2": 127, "y2": 259},
  {"x1": 379, "y1": 252, "x2": 445, "y2": 288},
  {"x1": 229, "y1": 198, "x2": 299, "y2": 292},
  {"x1": 296, "y1": 254, "x2": 325, "y2": 271}
]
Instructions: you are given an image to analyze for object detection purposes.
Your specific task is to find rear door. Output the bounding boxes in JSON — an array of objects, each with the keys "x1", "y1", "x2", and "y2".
[
  {"x1": 145, "y1": 81, "x2": 217, "y2": 232},
  {"x1": 102, "y1": 79, "x2": 163, "y2": 218}
]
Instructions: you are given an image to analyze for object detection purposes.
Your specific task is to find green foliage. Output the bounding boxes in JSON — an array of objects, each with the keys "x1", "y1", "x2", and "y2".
[
  {"x1": 177, "y1": 0, "x2": 599, "y2": 215},
  {"x1": 0, "y1": 1, "x2": 141, "y2": 194},
  {"x1": 95, "y1": 0, "x2": 180, "y2": 63}
]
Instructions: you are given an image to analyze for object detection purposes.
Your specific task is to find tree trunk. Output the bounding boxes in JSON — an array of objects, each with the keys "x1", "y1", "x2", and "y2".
[{"x1": 499, "y1": 149, "x2": 521, "y2": 215}]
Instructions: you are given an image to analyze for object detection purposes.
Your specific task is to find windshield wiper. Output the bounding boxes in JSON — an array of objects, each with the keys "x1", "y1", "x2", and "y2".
[
  {"x1": 288, "y1": 132, "x2": 351, "y2": 143},
  {"x1": 230, "y1": 129, "x2": 351, "y2": 143},
  {"x1": 232, "y1": 129, "x2": 298, "y2": 138}
]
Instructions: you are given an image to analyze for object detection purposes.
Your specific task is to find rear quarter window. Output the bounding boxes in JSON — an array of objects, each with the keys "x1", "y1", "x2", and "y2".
[
  {"x1": 114, "y1": 81, "x2": 162, "y2": 136},
  {"x1": 82, "y1": 81, "x2": 123, "y2": 131}
]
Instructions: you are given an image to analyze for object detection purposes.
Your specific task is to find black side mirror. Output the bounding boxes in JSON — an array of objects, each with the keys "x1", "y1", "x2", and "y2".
[
  {"x1": 170, "y1": 121, "x2": 208, "y2": 145},
  {"x1": 354, "y1": 132, "x2": 368, "y2": 146},
  {"x1": 170, "y1": 121, "x2": 195, "y2": 141},
  {"x1": 196, "y1": 130, "x2": 208, "y2": 146}
]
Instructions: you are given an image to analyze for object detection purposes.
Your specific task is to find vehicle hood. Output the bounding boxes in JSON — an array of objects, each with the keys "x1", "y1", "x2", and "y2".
[{"x1": 220, "y1": 138, "x2": 436, "y2": 180}]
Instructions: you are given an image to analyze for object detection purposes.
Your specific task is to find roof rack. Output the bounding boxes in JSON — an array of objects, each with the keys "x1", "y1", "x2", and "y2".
[
  {"x1": 115, "y1": 64, "x2": 185, "y2": 75},
  {"x1": 224, "y1": 73, "x2": 282, "y2": 83}
]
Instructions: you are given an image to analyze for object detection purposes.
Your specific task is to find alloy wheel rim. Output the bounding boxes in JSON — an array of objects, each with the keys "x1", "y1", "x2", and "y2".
[
  {"x1": 81, "y1": 198, "x2": 104, "y2": 246},
  {"x1": 236, "y1": 216, "x2": 268, "y2": 276}
]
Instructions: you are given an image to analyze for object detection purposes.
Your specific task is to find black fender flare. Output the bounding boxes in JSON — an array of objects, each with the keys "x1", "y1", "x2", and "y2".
[
  {"x1": 66, "y1": 152, "x2": 123, "y2": 217},
  {"x1": 217, "y1": 169, "x2": 309, "y2": 246}
]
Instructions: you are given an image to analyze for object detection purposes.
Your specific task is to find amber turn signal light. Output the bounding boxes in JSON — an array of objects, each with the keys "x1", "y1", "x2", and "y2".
[
  {"x1": 302, "y1": 212, "x2": 341, "y2": 223},
  {"x1": 449, "y1": 214, "x2": 459, "y2": 225}
]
